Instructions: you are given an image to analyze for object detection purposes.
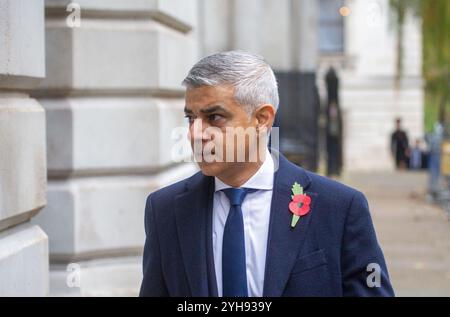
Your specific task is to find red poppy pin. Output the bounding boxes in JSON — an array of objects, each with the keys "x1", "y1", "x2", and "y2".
[{"x1": 289, "y1": 182, "x2": 311, "y2": 228}]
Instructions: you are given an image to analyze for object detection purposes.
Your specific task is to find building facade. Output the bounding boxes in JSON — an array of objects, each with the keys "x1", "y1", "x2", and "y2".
[
  {"x1": 317, "y1": 0, "x2": 423, "y2": 171},
  {"x1": 0, "y1": 0, "x2": 423, "y2": 296}
]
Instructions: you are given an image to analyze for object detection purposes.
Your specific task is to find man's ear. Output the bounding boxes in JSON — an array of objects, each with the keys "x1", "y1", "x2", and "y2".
[{"x1": 254, "y1": 104, "x2": 276, "y2": 130}]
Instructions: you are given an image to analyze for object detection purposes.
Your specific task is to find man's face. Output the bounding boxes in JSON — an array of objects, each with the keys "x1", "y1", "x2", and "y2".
[{"x1": 184, "y1": 85, "x2": 263, "y2": 177}]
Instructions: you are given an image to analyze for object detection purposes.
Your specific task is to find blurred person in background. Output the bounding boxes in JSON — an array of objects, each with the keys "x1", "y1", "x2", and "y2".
[
  {"x1": 409, "y1": 139, "x2": 424, "y2": 170},
  {"x1": 390, "y1": 118, "x2": 410, "y2": 170},
  {"x1": 325, "y1": 67, "x2": 343, "y2": 177},
  {"x1": 426, "y1": 122, "x2": 444, "y2": 196}
]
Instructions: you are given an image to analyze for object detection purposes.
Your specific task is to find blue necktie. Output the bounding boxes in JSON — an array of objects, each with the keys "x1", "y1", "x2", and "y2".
[{"x1": 221, "y1": 188, "x2": 255, "y2": 297}]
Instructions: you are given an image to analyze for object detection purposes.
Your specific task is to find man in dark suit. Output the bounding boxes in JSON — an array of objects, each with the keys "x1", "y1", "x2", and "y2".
[
  {"x1": 391, "y1": 118, "x2": 410, "y2": 170},
  {"x1": 139, "y1": 51, "x2": 394, "y2": 297}
]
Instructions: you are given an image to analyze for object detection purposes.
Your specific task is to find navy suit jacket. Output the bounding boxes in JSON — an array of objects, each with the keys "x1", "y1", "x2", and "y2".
[{"x1": 139, "y1": 153, "x2": 394, "y2": 297}]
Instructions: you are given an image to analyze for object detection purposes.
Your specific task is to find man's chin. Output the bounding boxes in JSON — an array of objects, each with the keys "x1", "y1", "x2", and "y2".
[{"x1": 197, "y1": 161, "x2": 223, "y2": 177}]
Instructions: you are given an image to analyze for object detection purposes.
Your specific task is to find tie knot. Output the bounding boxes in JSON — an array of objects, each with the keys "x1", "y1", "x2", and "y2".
[{"x1": 222, "y1": 188, "x2": 255, "y2": 206}]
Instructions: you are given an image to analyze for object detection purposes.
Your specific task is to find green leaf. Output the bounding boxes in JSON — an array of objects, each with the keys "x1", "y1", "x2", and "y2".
[
  {"x1": 291, "y1": 182, "x2": 303, "y2": 196},
  {"x1": 291, "y1": 215, "x2": 300, "y2": 228}
]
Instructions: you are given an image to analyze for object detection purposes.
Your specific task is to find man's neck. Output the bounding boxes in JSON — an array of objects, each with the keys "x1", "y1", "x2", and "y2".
[{"x1": 216, "y1": 151, "x2": 267, "y2": 188}]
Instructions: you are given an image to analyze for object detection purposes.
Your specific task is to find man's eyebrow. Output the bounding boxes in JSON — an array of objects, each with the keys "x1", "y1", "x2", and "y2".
[
  {"x1": 200, "y1": 105, "x2": 229, "y2": 114},
  {"x1": 184, "y1": 104, "x2": 230, "y2": 115}
]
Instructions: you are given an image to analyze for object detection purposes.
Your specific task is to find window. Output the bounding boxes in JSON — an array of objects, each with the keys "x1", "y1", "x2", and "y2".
[{"x1": 319, "y1": 0, "x2": 345, "y2": 53}]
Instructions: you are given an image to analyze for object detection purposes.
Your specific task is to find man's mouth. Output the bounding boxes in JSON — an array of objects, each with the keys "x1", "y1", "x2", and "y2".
[{"x1": 199, "y1": 149, "x2": 217, "y2": 162}]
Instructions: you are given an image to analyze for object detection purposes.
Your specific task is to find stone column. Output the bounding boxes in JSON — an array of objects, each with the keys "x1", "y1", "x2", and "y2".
[
  {"x1": 200, "y1": 0, "x2": 294, "y2": 70},
  {"x1": 291, "y1": 0, "x2": 319, "y2": 73},
  {"x1": 198, "y1": 0, "x2": 232, "y2": 56},
  {"x1": 31, "y1": 0, "x2": 198, "y2": 296},
  {"x1": 231, "y1": 0, "x2": 262, "y2": 54},
  {"x1": 0, "y1": 0, "x2": 49, "y2": 296}
]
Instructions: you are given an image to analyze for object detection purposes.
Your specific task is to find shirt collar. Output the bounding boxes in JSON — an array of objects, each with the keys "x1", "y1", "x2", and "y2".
[{"x1": 214, "y1": 148, "x2": 274, "y2": 192}]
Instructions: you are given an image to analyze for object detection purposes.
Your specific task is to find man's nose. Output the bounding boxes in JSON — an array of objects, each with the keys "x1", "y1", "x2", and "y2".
[{"x1": 189, "y1": 118, "x2": 210, "y2": 142}]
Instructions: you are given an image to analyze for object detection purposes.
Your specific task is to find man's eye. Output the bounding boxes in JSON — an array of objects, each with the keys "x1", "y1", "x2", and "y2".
[
  {"x1": 209, "y1": 114, "x2": 224, "y2": 122},
  {"x1": 184, "y1": 115, "x2": 194, "y2": 124}
]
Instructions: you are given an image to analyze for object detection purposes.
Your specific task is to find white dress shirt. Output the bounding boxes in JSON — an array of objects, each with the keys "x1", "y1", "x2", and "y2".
[{"x1": 213, "y1": 149, "x2": 274, "y2": 297}]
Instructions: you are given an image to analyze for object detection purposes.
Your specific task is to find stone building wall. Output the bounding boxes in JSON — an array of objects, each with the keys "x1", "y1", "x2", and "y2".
[
  {"x1": 30, "y1": 0, "x2": 198, "y2": 296},
  {"x1": 0, "y1": 0, "x2": 49, "y2": 296}
]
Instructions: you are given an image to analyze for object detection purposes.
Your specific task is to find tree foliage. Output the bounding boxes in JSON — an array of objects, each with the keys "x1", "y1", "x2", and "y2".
[{"x1": 390, "y1": 0, "x2": 450, "y2": 130}]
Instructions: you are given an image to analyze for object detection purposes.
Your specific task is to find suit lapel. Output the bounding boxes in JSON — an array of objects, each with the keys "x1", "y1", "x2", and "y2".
[
  {"x1": 174, "y1": 174, "x2": 214, "y2": 296},
  {"x1": 263, "y1": 154, "x2": 318, "y2": 296}
]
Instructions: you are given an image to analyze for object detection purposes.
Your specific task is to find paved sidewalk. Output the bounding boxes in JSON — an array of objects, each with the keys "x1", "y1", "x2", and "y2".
[{"x1": 340, "y1": 170, "x2": 450, "y2": 297}]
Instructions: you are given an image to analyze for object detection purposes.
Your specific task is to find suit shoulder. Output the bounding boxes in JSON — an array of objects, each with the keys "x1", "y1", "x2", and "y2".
[
  {"x1": 303, "y1": 170, "x2": 370, "y2": 224},
  {"x1": 146, "y1": 171, "x2": 203, "y2": 205},
  {"x1": 305, "y1": 170, "x2": 363, "y2": 201}
]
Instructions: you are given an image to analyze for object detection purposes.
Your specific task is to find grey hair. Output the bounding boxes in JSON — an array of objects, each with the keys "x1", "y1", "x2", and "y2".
[{"x1": 182, "y1": 51, "x2": 279, "y2": 114}]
